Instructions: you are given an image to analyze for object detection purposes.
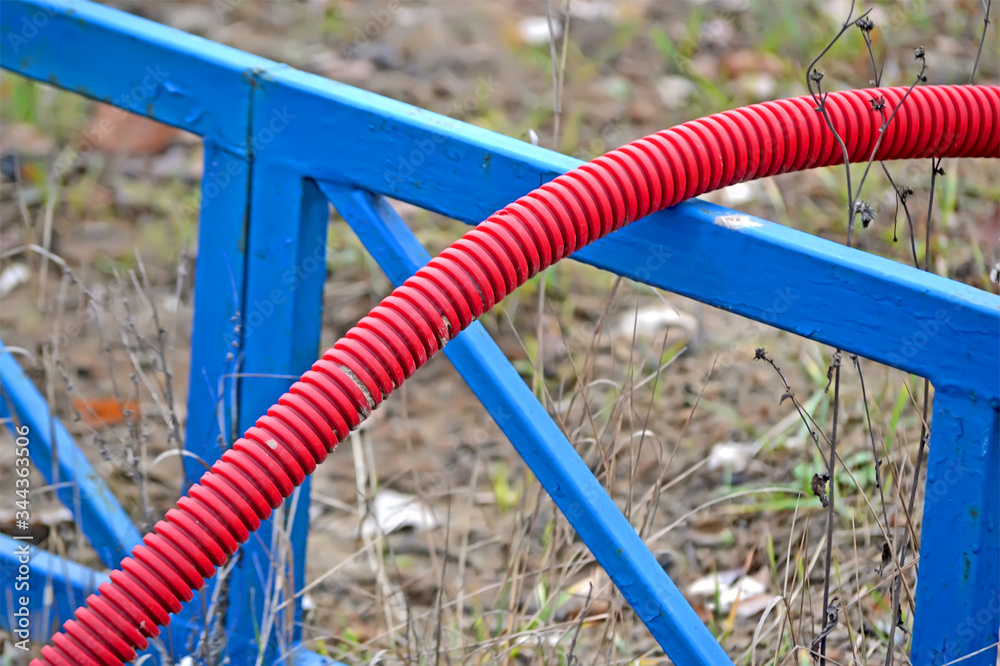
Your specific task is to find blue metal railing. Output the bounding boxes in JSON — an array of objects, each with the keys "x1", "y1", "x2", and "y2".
[{"x1": 0, "y1": 1, "x2": 997, "y2": 664}]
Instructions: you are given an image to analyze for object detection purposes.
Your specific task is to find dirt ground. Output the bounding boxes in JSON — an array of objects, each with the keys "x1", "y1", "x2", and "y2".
[{"x1": 1, "y1": 1, "x2": 998, "y2": 664}]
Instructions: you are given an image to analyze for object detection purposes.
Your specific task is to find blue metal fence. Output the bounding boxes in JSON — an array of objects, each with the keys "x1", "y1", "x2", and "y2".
[{"x1": 0, "y1": 1, "x2": 997, "y2": 664}]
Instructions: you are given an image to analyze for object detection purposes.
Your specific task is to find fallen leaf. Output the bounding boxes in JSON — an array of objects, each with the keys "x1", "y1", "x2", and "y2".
[
  {"x1": 554, "y1": 574, "x2": 613, "y2": 622},
  {"x1": 734, "y1": 592, "x2": 783, "y2": 619},
  {"x1": 72, "y1": 396, "x2": 140, "y2": 428},
  {"x1": 707, "y1": 441, "x2": 758, "y2": 472},
  {"x1": 720, "y1": 51, "x2": 785, "y2": 78},
  {"x1": 687, "y1": 568, "x2": 777, "y2": 616},
  {"x1": 82, "y1": 103, "x2": 179, "y2": 155}
]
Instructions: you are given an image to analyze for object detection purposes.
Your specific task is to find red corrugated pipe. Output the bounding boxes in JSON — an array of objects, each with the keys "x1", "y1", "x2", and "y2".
[{"x1": 37, "y1": 84, "x2": 999, "y2": 665}]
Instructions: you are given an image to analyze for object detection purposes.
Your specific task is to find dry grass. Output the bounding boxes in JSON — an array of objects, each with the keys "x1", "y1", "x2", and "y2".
[{"x1": 1, "y1": 1, "x2": 998, "y2": 664}]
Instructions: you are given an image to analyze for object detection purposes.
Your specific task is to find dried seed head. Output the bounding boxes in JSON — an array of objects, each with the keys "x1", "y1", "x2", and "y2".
[{"x1": 855, "y1": 200, "x2": 877, "y2": 228}]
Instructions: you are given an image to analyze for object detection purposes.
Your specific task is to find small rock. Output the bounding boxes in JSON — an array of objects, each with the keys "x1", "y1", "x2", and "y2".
[
  {"x1": 628, "y1": 96, "x2": 659, "y2": 124},
  {"x1": 707, "y1": 441, "x2": 758, "y2": 472},
  {"x1": 3, "y1": 124, "x2": 54, "y2": 156},
  {"x1": 518, "y1": 16, "x2": 558, "y2": 46},
  {"x1": 0, "y1": 263, "x2": 29, "y2": 298},
  {"x1": 698, "y1": 18, "x2": 735, "y2": 48},
  {"x1": 734, "y1": 72, "x2": 777, "y2": 102},
  {"x1": 719, "y1": 182, "x2": 758, "y2": 206},
  {"x1": 570, "y1": 1, "x2": 620, "y2": 21},
  {"x1": 149, "y1": 145, "x2": 192, "y2": 180},
  {"x1": 361, "y1": 488, "x2": 440, "y2": 538},
  {"x1": 353, "y1": 42, "x2": 404, "y2": 71},
  {"x1": 162, "y1": 4, "x2": 219, "y2": 35},
  {"x1": 614, "y1": 305, "x2": 699, "y2": 344},
  {"x1": 0, "y1": 153, "x2": 22, "y2": 181},
  {"x1": 599, "y1": 75, "x2": 631, "y2": 101},
  {"x1": 689, "y1": 54, "x2": 720, "y2": 81},
  {"x1": 656, "y1": 76, "x2": 698, "y2": 110}
]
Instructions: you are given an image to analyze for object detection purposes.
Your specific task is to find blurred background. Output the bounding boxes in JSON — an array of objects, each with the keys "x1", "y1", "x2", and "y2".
[{"x1": 1, "y1": 0, "x2": 997, "y2": 663}]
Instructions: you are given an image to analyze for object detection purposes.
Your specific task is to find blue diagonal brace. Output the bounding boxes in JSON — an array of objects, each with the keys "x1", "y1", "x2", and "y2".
[
  {"x1": 319, "y1": 183, "x2": 729, "y2": 666},
  {"x1": 0, "y1": 341, "x2": 142, "y2": 567}
]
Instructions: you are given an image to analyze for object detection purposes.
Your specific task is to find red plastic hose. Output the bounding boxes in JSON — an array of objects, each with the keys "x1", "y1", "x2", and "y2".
[{"x1": 37, "y1": 85, "x2": 999, "y2": 665}]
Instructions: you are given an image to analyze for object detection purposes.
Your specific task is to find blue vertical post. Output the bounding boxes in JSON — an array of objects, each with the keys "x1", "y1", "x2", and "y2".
[
  {"x1": 182, "y1": 141, "x2": 254, "y2": 483},
  {"x1": 226, "y1": 152, "x2": 329, "y2": 662},
  {"x1": 160, "y1": 140, "x2": 254, "y2": 661},
  {"x1": 911, "y1": 386, "x2": 999, "y2": 666}
]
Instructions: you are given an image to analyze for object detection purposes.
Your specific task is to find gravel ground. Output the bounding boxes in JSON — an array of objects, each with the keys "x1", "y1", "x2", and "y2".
[{"x1": 1, "y1": 1, "x2": 997, "y2": 664}]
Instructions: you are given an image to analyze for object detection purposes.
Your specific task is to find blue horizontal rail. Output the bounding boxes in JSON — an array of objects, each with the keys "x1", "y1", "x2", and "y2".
[
  {"x1": 3, "y1": 1, "x2": 995, "y2": 394},
  {"x1": 1, "y1": 0, "x2": 997, "y2": 664}
]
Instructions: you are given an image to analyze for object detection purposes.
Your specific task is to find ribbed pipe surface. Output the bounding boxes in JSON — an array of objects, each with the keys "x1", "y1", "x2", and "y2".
[{"x1": 37, "y1": 84, "x2": 1000, "y2": 665}]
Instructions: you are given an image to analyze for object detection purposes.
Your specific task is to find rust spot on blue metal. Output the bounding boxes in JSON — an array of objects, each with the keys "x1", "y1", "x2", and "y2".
[{"x1": 244, "y1": 67, "x2": 272, "y2": 89}]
